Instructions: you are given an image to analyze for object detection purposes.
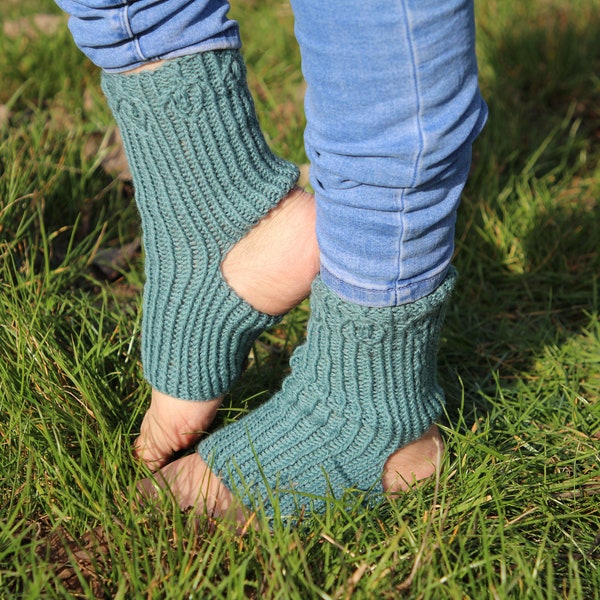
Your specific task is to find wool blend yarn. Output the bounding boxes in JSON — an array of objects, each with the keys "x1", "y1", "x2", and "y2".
[
  {"x1": 101, "y1": 50, "x2": 299, "y2": 400},
  {"x1": 199, "y1": 267, "x2": 457, "y2": 517}
]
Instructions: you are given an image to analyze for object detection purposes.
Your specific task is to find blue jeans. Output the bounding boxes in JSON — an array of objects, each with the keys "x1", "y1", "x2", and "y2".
[{"x1": 56, "y1": 0, "x2": 487, "y2": 307}]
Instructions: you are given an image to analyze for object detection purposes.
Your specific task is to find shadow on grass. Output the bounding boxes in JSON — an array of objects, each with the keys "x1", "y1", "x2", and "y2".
[{"x1": 442, "y1": 3, "x2": 599, "y2": 425}]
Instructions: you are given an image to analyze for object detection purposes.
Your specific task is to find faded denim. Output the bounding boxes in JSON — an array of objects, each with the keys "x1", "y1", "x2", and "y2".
[
  {"x1": 55, "y1": 0, "x2": 487, "y2": 306},
  {"x1": 54, "y1": 0, "x2": 240, "y2": 72}
]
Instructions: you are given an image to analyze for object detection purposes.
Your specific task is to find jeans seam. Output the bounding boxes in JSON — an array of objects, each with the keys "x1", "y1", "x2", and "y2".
[
  {"x1": 395, "y1": 1, "x2": 425, "y2": 305},
  {"x1": 121, "y1": 2, "x2": 146, "y2": 63},
  {"x1": 399, "y1": 0, "x2": 425, "y2": 189},
  {"x1": 394, "y1": 187, "x2": 406, "y2": 306}
]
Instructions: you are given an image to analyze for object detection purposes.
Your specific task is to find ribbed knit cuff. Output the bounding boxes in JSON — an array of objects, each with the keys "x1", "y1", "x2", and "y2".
[
  {"x1": 199, "y1": 267, "x2": 458, "y2": 516},
  {"x1": 101, "y1": 51, "x2": 299, "y2": 400}
]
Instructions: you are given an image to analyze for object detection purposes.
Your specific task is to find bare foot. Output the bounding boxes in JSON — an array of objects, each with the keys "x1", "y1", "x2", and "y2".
[
  {"x1": 137, "y1": 454, "x2": 253, "y2": 529},
  {"x1": 133, "y1": 389, "x2": 221, "y2": 471},
  {"x1": 133, "y1": 187, "x2": 319, "y2": 470},
  {"x1": 139, "y1": 425, "x2": 444, "y2": 527},
  {"x1": 382, "y1": 425, "x2": 444, "y2": 492}
]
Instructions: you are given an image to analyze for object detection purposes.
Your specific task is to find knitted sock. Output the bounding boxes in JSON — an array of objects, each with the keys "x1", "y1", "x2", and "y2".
[
  {"x1": 101, "y1": 50, "x2": 299, "y2": 400},
  {"x1": 198, "y1": 267, "x2": 458, "y2": 516}
]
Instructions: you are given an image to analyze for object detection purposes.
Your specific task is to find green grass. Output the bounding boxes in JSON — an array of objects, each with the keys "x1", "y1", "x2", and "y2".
[{"x1": 1, "y1": 0, "x2": 599, "y2": 597}]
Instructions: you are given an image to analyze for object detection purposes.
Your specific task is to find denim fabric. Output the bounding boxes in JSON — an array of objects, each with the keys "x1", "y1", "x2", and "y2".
[
  {"x1": 292, "y1": 0, "x2": 487, "y2": 305},
  {"x1": 55, "y1": 0, "x2": 487, "y2": 307},
  {"x1": 54, "y1": 0, "x2": 240, "y2": 72}
]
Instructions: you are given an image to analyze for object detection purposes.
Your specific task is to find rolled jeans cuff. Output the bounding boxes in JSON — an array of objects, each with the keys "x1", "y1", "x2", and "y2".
[{"x1": 54, "y1": 0, "x2": 241, "y2": 72}]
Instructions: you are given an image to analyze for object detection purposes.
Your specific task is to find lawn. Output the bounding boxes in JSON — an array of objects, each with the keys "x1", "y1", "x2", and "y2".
[{"x1": 0, "y1": 0, "x2": 598, "y2": 598}]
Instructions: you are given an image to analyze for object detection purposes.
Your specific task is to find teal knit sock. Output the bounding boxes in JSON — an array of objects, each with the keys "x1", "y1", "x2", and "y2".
[
  {"x1": 198, "y1": 268, "x2": 458, "y2": 516},
  {"x1": 101, "y1": 51, "x2": 299, "y2": 400}
]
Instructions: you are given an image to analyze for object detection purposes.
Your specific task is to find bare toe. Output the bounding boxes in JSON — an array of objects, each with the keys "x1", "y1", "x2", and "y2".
[{"x1": 134, "y1": 390, "x2": 221, "y2": 471}]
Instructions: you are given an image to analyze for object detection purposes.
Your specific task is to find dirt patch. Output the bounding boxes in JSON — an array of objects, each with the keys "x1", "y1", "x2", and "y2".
[{"x1": 37, "y1": 525, "x2": 112, "y2": 598}]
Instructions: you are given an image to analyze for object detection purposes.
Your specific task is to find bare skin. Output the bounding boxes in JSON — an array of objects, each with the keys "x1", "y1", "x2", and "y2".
[
  {"x1": 137, "y1": 425, "x2": 444, "y2": 524},
  {"x1": 129, "y1": 59, "x2": 445, "y2": 524}
]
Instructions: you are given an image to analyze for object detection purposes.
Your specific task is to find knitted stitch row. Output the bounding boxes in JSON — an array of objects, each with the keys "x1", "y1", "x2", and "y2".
[
  {"x1": 199, "y1": 267, "x2": 457, "y2": 516},
  {"x1": 101, "y1": 50, "x2": 299, "y2": 400}
]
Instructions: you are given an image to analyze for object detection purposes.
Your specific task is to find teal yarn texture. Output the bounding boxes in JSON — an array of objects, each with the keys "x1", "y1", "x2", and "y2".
[
  {"x1": 199, "y1": 268, "x2": 458, "y2": 516},
  {"x1": 101, "y1": 50, "x2": 299, "y2": 400}
]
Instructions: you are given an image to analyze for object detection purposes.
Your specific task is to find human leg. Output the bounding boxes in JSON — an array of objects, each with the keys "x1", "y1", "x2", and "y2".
[
  {"x1": 191, "y1": 0, "x2": 487, "y2": 517},
  {"x1": 100, "y1": 50, "x2": 303, "y2": 401},
  {"x1": 135, "y1": 186, "x2": 318, "y2": 469},
  {"x1": 294, "y1": 0, "x2": 487, "y2": 306},
  {"x1": 54, "y1": 1, "x2": 319, "y2": 468}
]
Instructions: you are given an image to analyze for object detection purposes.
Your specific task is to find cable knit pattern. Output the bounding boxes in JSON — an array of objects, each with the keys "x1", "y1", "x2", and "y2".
[
  {"x1": 101, "y1": 50, "x2": 299, "y2": 400},
  {"x1": 198, "y1": 267, "x2": 457, "y2": 516}
]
